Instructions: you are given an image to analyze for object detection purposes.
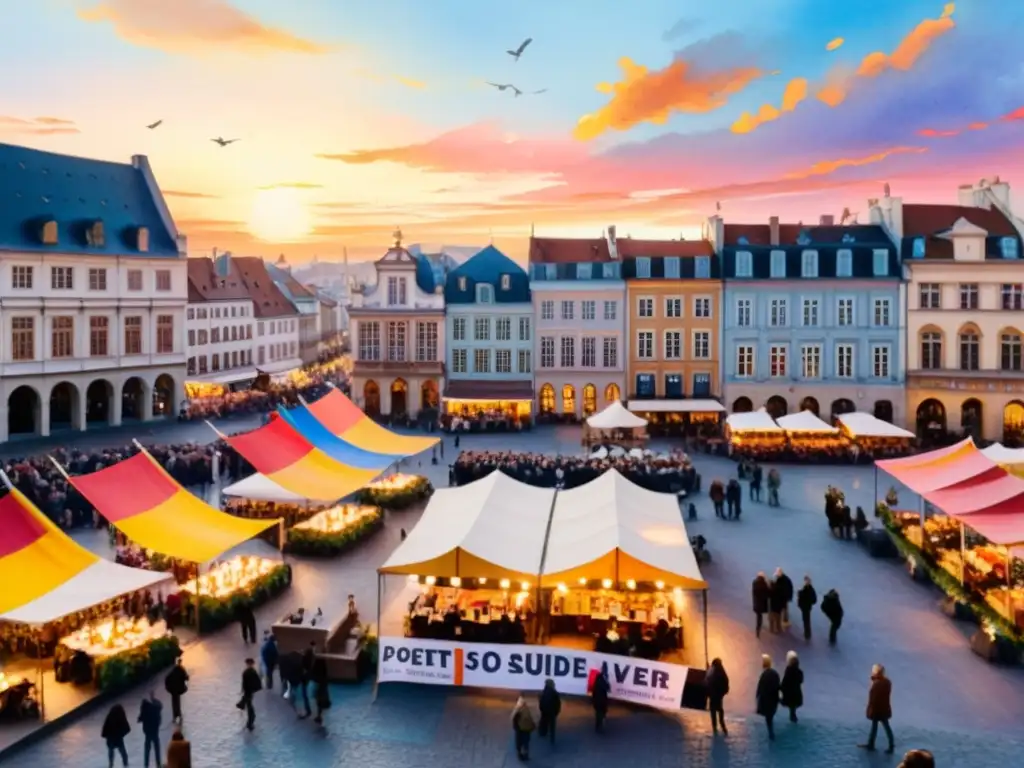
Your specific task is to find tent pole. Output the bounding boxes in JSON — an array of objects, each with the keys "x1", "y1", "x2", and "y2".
[
  {"x1": 873, "y1": 465, "x2": 878, "y2": 514},
  {"x1": 38, "y1": 655, "x2": 45, "y2": 721},
  {"x1": 1007, "y1": 552, "x2": 1013, "y2": 618},
  {"x1": 702, "y1": 589, "x2": 709, "y2": 668},
  {"x1": 194, "y1": 563, "x2": 202, "y2": 636},
  {"x1": 959, "y1": 523, "x2": 966, "y2": 585},
  {"x1": 919, "y1": 495, "x2": 925, "y2": 538},
  {"x1": 372, "y1": 571, "x2": 382, "y2": 704},
  {"x1": 278, "y1": 518, "x2": 285, "y2": 553}
]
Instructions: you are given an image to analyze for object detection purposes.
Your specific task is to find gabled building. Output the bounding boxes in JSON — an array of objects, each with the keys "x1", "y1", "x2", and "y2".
[
  {"x1": 348, "y1": 229, "x2": 445, "y2": 417},
  {"x1": 0, "y1": 143, "x2": 187, "y2": 442},
  {"x1": 444, "y1": 245, "x2": 533, "y2": 416},
  {"x1": 268, "y1": 256, "x2": 320, "y2": 365},
  {"x1": 713, "y1": 214, "x2": 903, "y2": 425},
  {"x1": 233, "y1": 256, "x2": 302, "y2": 376}
]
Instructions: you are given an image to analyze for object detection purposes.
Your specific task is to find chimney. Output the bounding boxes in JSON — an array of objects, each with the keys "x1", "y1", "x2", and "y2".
[
  {"x1": 606, "y1": 224, "x2": 619, "y2": 260},
  {"x1": 136, "y1": 226, "x2": 149, "y2": 252},
  {"x1": 819, "y1": 215, "x2": 834, "y2": 227},
  {"x1": 769, "y1": 216, "x2": 780, "y2": 246}
]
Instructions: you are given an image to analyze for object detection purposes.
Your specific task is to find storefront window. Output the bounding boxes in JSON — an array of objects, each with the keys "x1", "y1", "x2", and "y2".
[
  {"x1": 539, "y1": 384, "x2": 555, "y2": 413},
  {"x1": 583, "y1": 384, "x2": 597, "y2": 415},
  {"x1": 562, "y1": 385, "x2": 576, "y2": 414}
]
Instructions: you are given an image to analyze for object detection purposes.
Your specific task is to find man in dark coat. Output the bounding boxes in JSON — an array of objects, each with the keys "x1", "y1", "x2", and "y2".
[
  {"x1": 755, "y1": 655, "x2": 780, "y2": 740},
  {"x1": 726, "y1": 480, "x2": 742, "y2": 519},
  {"x1": 538, "y1": 678, "x2": 561, "y2": 744},
  {"x1": 704, "y1": 658, "x2": 729, "y2": 736},
  {"x1": 591, "y1": 670, "x2": 610, "y2": 732},
  {"x1": 163, "y1": 656, "x2": 189, "y2": 724},
  {"x1": 260, "y1": 631, "x2": 279, "y2": 689},
  {"x1": 859, "y1": 664, "x2": 894, "y2": 753},
  {"x1": 297, "y1": 641, "x2": 315, "y2": 718},
  {"x1": 821, "y1": 589, "x2": 844, "y2": 645},
  {"x1": 137, "y1": 691, "x2": 163, "y2": 768},
  {"x1": 751, "y1": 573, "x2": 771, "y2": 637},
  {"x1": 773, "y1": 568, "x2": 794, "y2": 628},
  {"x1": 237, "y1": 600, "x2": 257, "y2": 644},
  {"x1": 240, "y1": 658, "x2": 262, "y2": 731},
  {"x1": 797, "y1": 576, "x2": 818, "y2": 641},
  {"x1": 750, "y1": 464, "x2": 763, "y2": 502}
]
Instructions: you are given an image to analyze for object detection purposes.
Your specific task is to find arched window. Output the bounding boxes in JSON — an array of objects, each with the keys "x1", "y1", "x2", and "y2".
[
  {"x1": 959, "y1": 329, "x2": 979, "y2": 371},
  {"x1": 562, "y1": 385, "x2": 576, "y2": 415},
  {"x1": 539, "y1": 384, "x2": 555, "y2": 414},
  {"x1": 582, "y1": 384, "x2": 597, "y2": 416},
  {"x1": 1001, "y1": 332, "x2": 1023, "y2": 371},
  {"x1": 920, "y1": 330, "x2": 942, "y2": 370},
  {"x1": 1004, "y1": 401, "x2": 1024, "y2": 444},
  {"x1": 604, "y1": 383, "x2": 621, "y2": 404}
]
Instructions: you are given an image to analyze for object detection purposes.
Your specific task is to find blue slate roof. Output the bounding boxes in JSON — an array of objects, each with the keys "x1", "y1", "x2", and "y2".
[
  {"x1": 444, "y1": 245, "x2": 530, "y2": 304},
  {"x1": 414, "y1": 254, "x2": 438, "y2": 294},
  {"x1": 0, "y1": 143, "x2": 179, "y2": 257}
]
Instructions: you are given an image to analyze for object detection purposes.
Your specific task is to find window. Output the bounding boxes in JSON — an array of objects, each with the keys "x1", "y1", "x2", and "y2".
[
  {"x1": 872, "y1": 249, "x2": 889, "y2": 276},
  {"x1": 416, "y1": 322, "x2": 438, "y2": 362},
  {"x1": 693, "y1": 297, "x2": 711, "y2": 318},
  {"x1": 188, "y1": 329, "x2": 196, "y2": 347},
  {"x1": 387, "y1": 322, "x2": 407, "y2": 361},
  {"x1": 695, "y1": 256, "x2": 711, "y2": 279},
  {"x1": 457, "y1": 276, "x2": 467, "y2": 291},
  {"x1": 801, "y1": 249, "x2": 819, "y2": 277},
  {"x1": 155, "y1": 269, "x2": 171, "y2": 291},
  {"x1": 562, "y1": 385, "x2": 576, "y2": 413},
  {"x1": 474, "y1": 317, "x2": 490, "y2": 341},
  {"x1": 959, "y1": 331, "x2": 979, "y2": 371},
  {"x1": 919, "y1": 283, "x2": 940, "y2": 309},
  {"x1": 873, "y1": 298, "x2": 891, "y2": 327},
  {"x1": 187, "y1": 357, "x2": 196, "y2": 376},
  {"x1": 637, "y1": 331, "x2": 654, "y2": 359},
  {"x1": 544, "y1": 264, "x2": 557, "y2": 280},
  {"x1": 474, "y1": 349, "x2": 491, "y2": 373},
  {"x1": 358, "y1": 321, "x2": 380, "y2": 361},
  {"x1": 124, "y1": 316, "x2": 142, "y2": 354},
  {"x1": 12, "y1": 317, "x2": 34, "y2": 360},
  {"x1": 1001, "y1": 284, "x2": 1024, "y2": 310},
  {"x1": 830, "y1": 297, "x2": 851, "y2": 326},
  {"x1": 500, "y1": 274, "x2": 511, "y2": 290},
  {"x1": 769, "y1": 298, "x2": 787, "y2": 327},
  {"x1": 921, "y1": 331, "x2": 942, "y2": 369},
  {"x1": 452, "y1": 317, "x2": 466, "y2": 341},
  {"x1": 476, "y1": 284, "x2": 494, "y2": 304},
  {"x1": 540, "y1": 300, "x2": 554, "y2": 321},
  {"x1": 1002, "y1": 333, "x2": 1023, "y2": 371},
  {"x1": 959, "y1": 283, "x2": 978, "y2": 310},
  {"x1": 518, "y1": 316, "x2": 530, "y2": 341},
  {"x1": 540, "y1": 337, "x2": 555, "y2": 368},
  {"x1": 665, "y1": 297, "x2": 682, "y2": 318},
  {"x1": 637, "y1": 297, "x2": 654, "y2": 318},
  {"x1": 735, "y1": 251, "x2": 753, "y2": 277},
  {"x1": 89, "y1": 316, "x2": 109, "y2": 356},
  {"x1": 736, "y1": 298, "x2": 752, "y2": 327},
  {"x1": 802, "y1": 298, "x2": 820, "y2": 327},
  {"x1": 88, "y1": 268, "x2": 107, "y2": 291},
  {"x1": 770, "y1": 345, "x2": 788, "y2": 377},
  {"x1": 11, "y1": 266, "x2": 33, "y2": 289},
  {"x1": 872, "y1": 344, "x2": 891, "y2": 378},
  {"x1": 770, "y1": 250, "x2": 786, "y2": 278},
  {"x1": 912, "y1": 237, "x2": 926, "y2": 258},
  {"x1": 801, "y1": 344, "x2": 821, "y2": 378},
  {"x1": 635, "y1": 257, "x2": 651, "y2": 278},
  {"x1": 51, "y1": 266, "x2": 73, "y2": 290},
  {"x1": 1002, "y1": 237, "x2": 1019, "y2": 259},
  {"x1": 257, "y1": 321, "x2": 265, "y2": 337},
  {"x1": 495, "y1": 317, "x2": 511, "y2": 341},
  {"x1": 156, "y1": 315, "x2": 173, "y2": 353},
  {"x1": 664, "y1": 331, "x2": 681, "y2": 359},
  {"x1": 211, "y1": 327, "x2": 220, "y2": 344},
  {"x1": 835, "y1": 344, "x2": 854, "y2": 378},
  {"x1": 692, "y1": 331, "x2": 710, "y2": 359},
  {"x1": 603, "y1": 301, "x2": 617, "y2": 321},
  {"x1": 576, "y1": 263, "x2": 592, "y2": 279},
  {"x1": 51, "y1": 316, "x2": 73, "y2": 358},
  {"x1": 602, "y1": 337, "x2": 618, "y2": 368},
  {"x1": 836, "y1": 249, "x2": 853, "y2": 277},
  {"x1": 560, "y1": 300, "x2": 574, "y2": 320},
  {"x1": 663, "y1": 257, "x2": 680, "y2": 278},
  {"x1": 602, "y1": 262, "x2": 619, "y2": 279},
  {"x1": 212, "y1": 353, "x2": 221, "y2": 371},
  {"x1": 560, "y1": 336, "x2": 575, "y2": 367},
  {"x1": 518, "y1": 349, "x2": 532, "y2": 373},
  {"x1": 387, "y1": 276, "x2": 406, "y2": 306},
  {"x1": 452, "y1": 349, "x2": 467, "y2": 373},
  {"x1": 581, "y1": 300, "x2": 596, "y2": 321},
  {"x1": 582, "y1": 336, "x2": 597, "y2": 366},
  {"x1": 736, "y1": 345, "x2": 754, "y2": 377},
  {"x1": 127, "y1": 269, "x2": 144, "y2": 291}
]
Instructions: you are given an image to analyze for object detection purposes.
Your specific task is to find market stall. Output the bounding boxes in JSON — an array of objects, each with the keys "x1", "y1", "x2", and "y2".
[
  {"x1": 442, "y1": 381, "x2": 535, "y2": 432},
  {"x1": 982, "y1": 443, "x2": 1024, "y2": 479},
  {"x1": 583, "y1": 401, "x2": 648, "y2": 448},
  {"x1": 626, "y1": 399, "x2": 725, "y2": 438},
  {"x1": 837, "y1": 411, "x2": 914, "y2": 453},
  {"x1": 356, "y1": 474, "x2": 433, "y2": 510},
  {"x1": 725, "y1": 409, "x2": 785, "y2": 456},
  {"x1": 777, "y1": 410, "x2": 843, "y2": 446},
  {"x1": 222, "y1": 472, "x2": 336, "y2": 533},
  {"x1": 177, "y1": 555, "x2": 291, "y2": 631},
  {"x1": 286, "y1": 503, "x2": 383, "y2": 556}
]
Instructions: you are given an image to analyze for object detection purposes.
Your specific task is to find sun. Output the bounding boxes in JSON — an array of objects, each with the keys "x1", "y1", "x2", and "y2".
[{"x1": 248, "y1": 187, "x2": 312, "y2": 242}]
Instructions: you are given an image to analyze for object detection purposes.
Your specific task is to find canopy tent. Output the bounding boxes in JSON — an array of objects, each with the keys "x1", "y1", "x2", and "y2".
[
  {"x1": 725, "y1": 409, "x2": 781, "y2": 432},
  {"x1": 218, "y1": 417, "x2": 380, "y2": 500},
  {"x1": 64, "y1": 449, "x2": 280, "y2": 562},
  {"x1": 306, "y1": 388, "x2": 439, "y2": 456},
  {"x1": 982, "y1": 443, "x2": 1024, "y2": 465},
  {"x1": 627, "y1": 399, "x2": 726, "y2": 414},
  {"x1": 776, "y1": 410, "x2": 838, "y2": 433},
  {"x1": 837, "y1": 412, "x2": 914, "y2": 439},
  {"x1": 379, "y1": 471, "x2": 556, "y2": 581},
  {"x1": 586, "y1": 401, "x2": 648, "y2": 430},
  {"x1": 277, "y1": 402, "x2": 401, "y2": 469},
  {"x1": 541, "y1": 470, "x2": 707, "y2": 589},
  {"x1": 0, "y1": 486, "x2": 171, "y2": 624},
  {"x1": 921, "y1": 468, "x2": 1024, "y2": 544},
  {"x1": 221, "y1": 473, "x2": 334, "y2": 504},
  {"x1": 876, "y1": 438, "x2": 998, "y2": 495}
]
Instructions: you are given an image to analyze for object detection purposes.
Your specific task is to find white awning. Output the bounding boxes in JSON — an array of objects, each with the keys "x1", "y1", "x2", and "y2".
[
  {"x1": 838, "y1": 411, "x2": 914, "y2": 439},
  {"x1": 379, "y1": 471, "x2": 556, "y2": 581},
  {"x1": 776, "y1": 410, "x2": 839, "y2": 433},
  {"x1": 627, "y1": 399, "x2": 726, "y2": 414},
  {"x1": 187, "y1": 368, "x2": 259, "y2": 386},
  {"x1": 982, "y1": 443, "x2": 1024, "y2": 464},
  {"x1": 222, "y1": 473, "x2": 339, "y2": 504},
  {"x1": 587, "y1": 401, "x2": 648, "y2": 429},
  {"x1": 726, "y1": 408, "x2": 782, "y2": 432},
  {"x1": 541, "y1": 470, "x2": 706, "y2": 589}
]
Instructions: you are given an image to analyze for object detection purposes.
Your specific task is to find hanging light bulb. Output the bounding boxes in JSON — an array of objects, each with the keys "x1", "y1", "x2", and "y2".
[
  {"x1": 408, "y1": 574, "x2": 420, "y2": 583},
  {"x1": 521, "y1": 581, "x2": 530, "y2": 590},
  {"x1": 425, "y1": 575, "x2": 436, "y2": 586},
  {"x1": 626, "y1": 579, "x2": 637, "y2": 590},
  {"x1": 578, "y1": 577, "x2": 587, "y2": 585},
  {"x1": 601, "y1": 578, "x2": 613, "y2": 589},
  {"x1": 655, "y1": 580, "x2": 665, "y2": 590},
  {"x1": 477, "y1": 577, "x2": 487, "y2": 585},
  {"x1": 499, "y1": 578, "x2": 511, "y2": 589},
  {"x1": 557, "y1": 583, "x2": 568, "y2": 593},
  {"x1": 450, "y1": 577, "x2": 461, "y2": 587}
]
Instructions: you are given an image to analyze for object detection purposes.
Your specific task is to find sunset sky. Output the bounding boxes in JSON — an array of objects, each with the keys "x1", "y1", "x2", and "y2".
[{"x1": 3, "y1": 0, "x2": 1023, "y2": 263}]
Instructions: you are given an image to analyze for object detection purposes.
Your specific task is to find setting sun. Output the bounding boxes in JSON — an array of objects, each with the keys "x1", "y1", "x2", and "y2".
[{"x1": 248, "y1": 187, "x2": 312, "y2": 243}]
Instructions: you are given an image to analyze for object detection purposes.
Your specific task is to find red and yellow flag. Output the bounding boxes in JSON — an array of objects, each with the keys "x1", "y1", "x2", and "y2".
[{"x1": 307, "y1": 389, "x2": 438, "y2": 456}]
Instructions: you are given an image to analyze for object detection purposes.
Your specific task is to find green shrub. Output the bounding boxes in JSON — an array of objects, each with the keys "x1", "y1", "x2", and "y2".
[
  {"x1": 355, "y1": 476, "x2": 433, "y2": 509},
  {"x1": 95, "y1": 634, "x2": 181, "y2": 692},
  {"x1": 285, "y1": 508, "x2": 384, "y2": 556}
]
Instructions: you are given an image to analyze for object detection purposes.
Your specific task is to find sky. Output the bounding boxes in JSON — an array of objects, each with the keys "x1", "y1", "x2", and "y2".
[{"x1": 2, "y1": 0, "x2": 1023, "y2": 263}]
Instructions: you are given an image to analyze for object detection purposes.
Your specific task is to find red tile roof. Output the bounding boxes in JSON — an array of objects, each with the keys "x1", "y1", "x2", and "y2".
[
  {"x1": 529, "y1": 236, "x2": 610, "y2": 263},
  {"x1": 186, "y1": 257, "x2": 251, "y2": 303},
  {"x1": 617, "y1": 238, "x2": 714, "y2": 258},
  {"x1": 232, "y1": 257, "x2": 299, "y2": 318},
  {"x1": 902, "y1": 204, "x2": 1017, "y2": 238},
  {"x1": 281, "y1": 271, "x2": 316, "y2": 299}
]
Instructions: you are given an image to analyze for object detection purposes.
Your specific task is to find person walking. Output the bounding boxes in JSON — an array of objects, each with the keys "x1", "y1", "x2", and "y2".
[
  {"x1": 859, "y1": 664, "x2": 895, "y2": 754},
  {"x1": 755, "y1": 655, "x2": 781, "y2": 741},
  {"x1": 239, "y1": 657, "x2": 262, "y2": 731},
  {"x1": 750, "y1": 464, "x2": 763, "y2": 502},
  {"x1": 704, "y1": 657, "x2": 730, "y2": 736},
  {"x1": 166, "y1": 726, "x2": 193, "y2": 768},
  {"x1": 767, "y1": 468, "x2": 781, "y2": 507},
  {"x1": 511, "y1": 695, "x2": 536, "y2": 761},
  {"x1": 260, "y1": 631, "x2": 279, "y2": 689},
  {"x1": 726, "y1": 479, "x2": 742, "y2": 520},
  {"x1": 752, "y1": 572, "x2": 770, "y2": 637},
  {"x1": 767, "y1": 573, "x2": 784, "y2": 633},
  {"x1": 237, "y1": 599, "x2": 257, "y2": 645},
  {"x1": 797, "y1": 576, "x2": 817, "y2": 641},
  {"x1": 774, "y1": 568, "x2": 794, "y2": 628},
  {"x1": 709, "y1": 480, "x2": 725, "y2": 518},
  {"x1": 591, "y1": 669, "x2": 610, "y2": 732},
  {"x1": 297, "y1": 641, "x2": 315, "y2": 719},
  {"x1": 538, "y1": 678, "x2": 561, "y2": 745},
  {"x1": 101, "y1": 703, "x2": 131, "y2": 768},
  {"x1": 312, "y1": 653, "x2": 331, "y2": 725},
  {"x1": 821, "y1": 588, "x2": 844, "y2": 645},
  {"x1": 137, "y1": 690, "x2": 163, "y2": 768},
  {"x1": 779, "y1": 651, "x2": 804, "y2": 723},
  {"x1": 164, "y1": 655, "x2": 189, "y2": 724}
]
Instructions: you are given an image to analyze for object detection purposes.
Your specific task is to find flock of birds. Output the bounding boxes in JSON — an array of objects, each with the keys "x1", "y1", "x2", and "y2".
[
  {"x1": 145, "y1": 119, "x2": 238, "y2": 147},
  {"x1": 487, "y1": 38, "x2": 547, "y2": 97}
]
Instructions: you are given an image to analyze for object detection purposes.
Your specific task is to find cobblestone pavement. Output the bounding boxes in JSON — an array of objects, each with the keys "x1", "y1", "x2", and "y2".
[{"x1": 12, "y1": 427, "x2": 1024, "y2": 767}]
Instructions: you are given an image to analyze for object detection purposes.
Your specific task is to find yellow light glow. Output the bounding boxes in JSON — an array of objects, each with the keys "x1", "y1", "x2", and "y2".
[
  {"x1": 521, "y1": 581, "x2": 530, "y2": 590},
  {"x1": 477, "y1": 577, "x2": 487, "y2": 585},
  {"x1": 450, "y1": 577, "x2": 462, "y2": 587},
  {"x1": 655, "y1": 580, "x2": 665, "y2": 590},
  {"x1": 292, "y1": 504, "x2": 379, "y2": 534},
  {"x1": 578, "y1": 577, "x2": 587, "y2": 585},
  {"x1": 179, "y1": 556, "x2": 276, "y2": 599},
  {"x1": 425, "y1": 575, "x2": 437, "y2": 586},
  {"x1": 407, "y1": 574, "x2": 419, "y2": 583},
  {"x1": 60, "y1": 617, "x2": 166, "y2": 656},
  {"x1": 557, "y1": 583, "x2": 568, "y2": 593},
  {"x1": 248, "y1": 187, "x2": 311, "y2": 243},
  {"x1": 602, "y1": 579, "x2": 613, "y2": 589},
  {"x1": 626, "y1": 579, "x2": 637, "y2": 590},
  {"x1": 499, "y1": 578, "x2": 511, "y2": 589},
  {"x1": 364, "y1": 474, "x2": 423, "y2": 491}
]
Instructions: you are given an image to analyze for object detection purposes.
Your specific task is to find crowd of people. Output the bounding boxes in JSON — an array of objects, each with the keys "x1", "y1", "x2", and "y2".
[{"x1": 725, "y1": 439, "x2": 914, "y2": 465}]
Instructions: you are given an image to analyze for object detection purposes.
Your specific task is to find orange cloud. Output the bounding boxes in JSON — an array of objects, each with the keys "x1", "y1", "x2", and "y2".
[
  {"x1": 1002, "y1": 107, "x2": 1024, "y2": 122},
  {"x1": 917, "y1": 104, "x2": 1023, "y2": 138},
  {"x1": 574, "y1": 56, "x2": 761, "y2": 141},
  {"x1": 917, "y1": 128, "x2": 960, "y2": 137},
  {"x1": 826, "y1": 38, "x2": 844, "y2": 51},
  {"x1": 731, "y1": 77, "x2": 808, "y2": 133},
  {"x1": 784, "y1": 146, "x2": 927, "y2": 179},
  {"x1": 258, "y1": 182, "x2": 323, "y2": 190},
  {"x1": 0, "y1": 115, "x2": 80, "y2": 136},
  {"x1": 77, "y1": 0, "x2": 330, "y2": 55},
  {"x1": 164, "y1": 189, "x2": 219, "y2": 199}
]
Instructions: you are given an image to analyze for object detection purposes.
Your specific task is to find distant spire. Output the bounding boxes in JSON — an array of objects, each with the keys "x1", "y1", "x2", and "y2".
[{"x1": 392, "y1": 227, "x2": 403, "y2": 248}]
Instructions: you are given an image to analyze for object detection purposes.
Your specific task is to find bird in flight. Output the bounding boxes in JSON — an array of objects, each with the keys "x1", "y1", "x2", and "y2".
[
  {"x1": 531, "y1": 89, "x2": 548, "y2": 95},
  {"x1": 506, "y1": 38, "x2": 532, "y2": 61},
  {"x1": 211, "y1": 137, "x2": 239, "y2": 147},
  {"x1": 146, "y1": 120, "x2": 163, "y2": 130},
  {"x1": 487, "y1": 82, "x2": 519, "y2": 94}
]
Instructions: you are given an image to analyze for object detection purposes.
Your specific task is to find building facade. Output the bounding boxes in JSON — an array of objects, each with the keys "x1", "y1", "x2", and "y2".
[
  {"x1": 621, "y1": 236, "x2": 720, "y2": 402},
  {"x1": 269, "y1": 257, "x2": 321, "y2": 365},
  {"x1": 349, "y1": 230, "x2": 445, "y2": 417},
  {"x1": 0, "y1": 146, "x2": 187, "y2": 442},
  {"x1": 868, "y1": 180, "x2": 1024, "y2": 440},
  {"x1": 233, "y1": 257, "x2": 302, "y2": 376},
  {"x1": 529, "y1": 234, "x2": 627, "y2": 418},
  {"x1": 185, "y1": 253, "x2": 256, "y2": 389},
  {"x1": 714, "y1": 215, "x2": 904, "y2": 424},
  {"x1": 444, "y1": 245, "x2": 533, "y2": 409}
]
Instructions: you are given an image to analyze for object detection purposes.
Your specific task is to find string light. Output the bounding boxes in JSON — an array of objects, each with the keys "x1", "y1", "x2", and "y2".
[
  {"x1": 601, "y1": 578, "x2": 613, "y2": 588},
  {"x1": 425, "y1": 575, "x2": 436, "y2": 586},
  {"x1": 521, "y1": 581, "x2": 530, "y2": 590},
  {"x1": 477, "y1": 577, "x2": 487, "y2": 585},
  {"x1": 578, "y1": 577, "x2": 587, "y2": 585},
  {"x1": 557, "y1": 583, "x2": 568, "y2": 593},
  {"x1": 450, "y1": 577, "x2": 461, "y2": 587},
  {"x1": 626, "y1": 579, "x2": 637, "y2": 590},
  {"x1": 407, "y1": 574, "x2": 419, "y2": 583},
  {"x1": 499, "y1": 578, "x2": 511, "y2": 589},
  {"x1": 655, "y1": 581, "x2": 665, "y2": 590}
]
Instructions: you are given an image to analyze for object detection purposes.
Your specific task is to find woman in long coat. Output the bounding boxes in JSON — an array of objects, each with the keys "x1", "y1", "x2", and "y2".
[
  {"x1": 780, "y1": 650, "x2": 804, "y2": 723},
  {"x1": 755, "y1": 654, "x2": 780, "y2": 741}
]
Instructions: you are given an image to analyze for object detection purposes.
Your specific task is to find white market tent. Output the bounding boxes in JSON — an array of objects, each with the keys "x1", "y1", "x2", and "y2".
[
  {"x1": 627, "y1": 399, "x2": 726, "y2": 414},
  {"x1": 838, "y1": 411, "x2": 914, "y2": 439},
  {"x1": 725, "y1": 408, "x2": 782, "y2": 432},
  {"x1": 222, "y1": 473, "x2": 337, "y2": 504},
  {"x1": 587, "y1": 401, "x2": 648, "y2": 429},
  {"x1": 982, "y1": 443, "x2": 1024, "y2": 464},
  {"x1": 541, "y1": 470, "x2": 707, "y2": 589},
  {"x1": 776, "y1": 410, "x2": 839, "y2": 433}
]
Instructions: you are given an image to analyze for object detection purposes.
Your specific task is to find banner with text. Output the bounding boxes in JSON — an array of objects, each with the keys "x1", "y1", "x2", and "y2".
[{"x1": 377, "y1": 637, "x2": 687, "y2": 712}]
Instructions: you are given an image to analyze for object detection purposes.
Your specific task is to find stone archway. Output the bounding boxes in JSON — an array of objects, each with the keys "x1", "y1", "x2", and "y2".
[
  {"x1": 1004, "y1": 401, "x2": 1024, "y2": 445},
  {"x1": 8, "y1": 385, "x2": 41, "y2": 436},
  {"x1": 49, "y1": 381, "x2": 80, "y2": 431},
  {"x1": 390, "y1": 378, "x2": 408, "y2": 416},
  {"x1": 961, "y1": 398, "x2": 983, "y2": 438},
  {"x1": 916, "y1": 398, "x2": 947, "y2": 435},
  {"x1": 731, "y1": 396, "x2": 753, "y2": 413},
  {"x1": 799, "y1": 396, "x2": 820, "y2": 416},
  {"x1": 873, "y1": 400, "x2": 894, "y2": 424},
  {"x1": 604, "y1": 383, "x2": 621, "y2": 404},
  {"x1": 364, "y1": 380, "x2": 381, "y2": 416},
  {"x1": 582, "y1": 384, "x2": 598, "y2": 416},
  {"x1": 86, "y1": 379, "x2": 114, "y2": 424},
  {"x1": 122, "y1": 377, "x2": 148, "y2": 420},
  {"x1": 830, "y1": 398, "x2": 856, "y2": 421},
  {"x1": 539, "y1": 384, "x2": 555, "y2": 414},
  {"x1": 765, "y1": 395, "x2": 788, "y2": 420},
  {"x1": 420, "y1": 380, "x2": 439, "y2": 410},
  {"x1": 152, "y1": 374, "x2": 176, "y2": 418}
]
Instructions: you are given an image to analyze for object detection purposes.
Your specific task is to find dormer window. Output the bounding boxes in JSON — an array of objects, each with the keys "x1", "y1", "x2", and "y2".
[
  {"x1": 544, "y1": 263, "x2": 557, "y2": 280},
  {"x1": 137, "y1": 226, "x2": 149, "y2": 253},
  {"x1": 841, "y1": 233, "x2": 856, "y2": 244},
  {"x1": 1002, "y1": 237, "x2": 1019, "y2": 259},
  {"x1": 770, "y1": 250, "x2": 786, "y2": 278},
  {"x1": 801, "y1": 249, "x2": 819, "y2": 277},
  {"x1": 40, "y1": 220, "x2": 58, "y2": 245},
  {"x1": 663, "y1": 257, "x2": 681, "y2": 279},
  {"x1": 912, "y1": 237, "x2": 926, "y2": 258},
  {"x1": 576, "y1": 263, "x2": 592, "y2": 279},
  {"x1": 476, "y1": 284, "x2": 494, "y2": 304},
  {"x1": 85, "y1": 220, "x2": 105, "y2": 247},
  {"x1": 735, "y1": 251, "x2": 753, "y2": 277},
  {"x1": 457, "y1": 276, "x2": 467, "y2": 291},
  {"x1": 500, "y1": 274, "x2": 511, "y2": 290},
  {"x1": 635, "y1": 257, "x2": 651, "y2": 278}
]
